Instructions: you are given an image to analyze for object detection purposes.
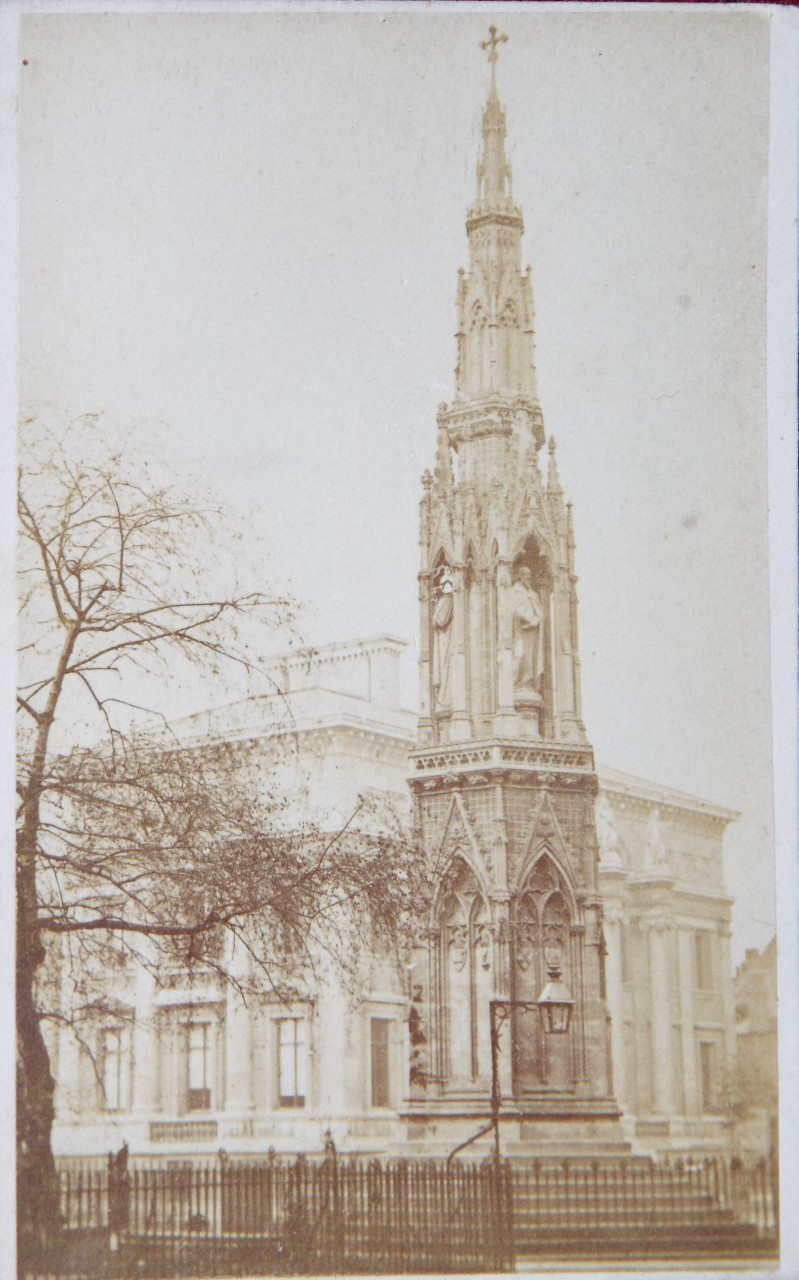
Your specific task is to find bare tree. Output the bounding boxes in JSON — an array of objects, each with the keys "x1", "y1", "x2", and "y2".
[{"x1": 16, "y1": 421, "x2": 419, "y2": 1264}]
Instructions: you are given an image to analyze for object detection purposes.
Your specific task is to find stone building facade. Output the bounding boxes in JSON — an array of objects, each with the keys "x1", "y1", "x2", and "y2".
[
  {"x1": 48, "y1": 43, "x2": 739, "y2": 1165},
  {"x1": 597, "y1": 770, "x2": 736, "y2": 1152}
]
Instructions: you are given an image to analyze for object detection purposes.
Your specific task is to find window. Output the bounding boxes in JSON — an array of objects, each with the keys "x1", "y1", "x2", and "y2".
[
  {"x1": 694, "y1": 931, "x2": 715, "y2": 990},
  {"x1": 101, "y1": 1027, "x2": 127, "y2": 1112},
  {"x1": 699, "y1": 1040, "x2": 717, "y2": 1112},
  {"x1": 277, "y1": 1019, "x2": 306, "y2": 1108},
  {"x1": 187, "y1": 1022, "x2": 213, "y2": 1111},
  {"x1": 370, "y1": 1018, "x2": 391, "y2": 1108}
]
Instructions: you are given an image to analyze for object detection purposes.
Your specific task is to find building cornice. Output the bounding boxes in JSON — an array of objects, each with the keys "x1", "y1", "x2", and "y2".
[{"x1": 597, "y1": 764, "x2": 738, "y2": 825}]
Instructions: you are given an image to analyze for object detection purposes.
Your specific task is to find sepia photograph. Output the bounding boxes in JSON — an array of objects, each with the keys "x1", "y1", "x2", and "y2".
[{"x1": 9, "y1": 4, "x2": 796, "y2": 1277}]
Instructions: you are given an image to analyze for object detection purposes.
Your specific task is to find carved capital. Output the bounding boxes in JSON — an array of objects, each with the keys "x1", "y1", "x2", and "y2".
[{"x1": 640, "y1": 912, "x2": 673, "y2": 934}]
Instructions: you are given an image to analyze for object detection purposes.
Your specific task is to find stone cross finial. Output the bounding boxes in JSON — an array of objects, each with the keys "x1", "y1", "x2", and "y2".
[{"x1": 481, "y1": 25, "x2": 508, "y2": 65}]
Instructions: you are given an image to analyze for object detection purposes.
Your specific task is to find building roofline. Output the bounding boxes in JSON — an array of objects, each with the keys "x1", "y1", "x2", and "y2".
[{"x1": 596, "y1": 763, "x2": 739, "y2": 823}]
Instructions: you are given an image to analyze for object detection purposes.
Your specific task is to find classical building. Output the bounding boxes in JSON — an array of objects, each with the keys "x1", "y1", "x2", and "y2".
[{"x1": 49, "y1": 39, "x2": 739, "y2": 1165}]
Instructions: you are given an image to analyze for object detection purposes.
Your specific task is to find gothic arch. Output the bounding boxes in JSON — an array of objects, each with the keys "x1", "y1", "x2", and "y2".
[
  {"x1": 468, "y1": 301, "x2": 489, "y2": 390},
  {"x1": 497, "y1": 299, "x2": 520, "y2": 391},
  {"x1": 469, "y1": 299, "x2": 488, "y2": 330},
  {"x1": 511, "y1": 531, "x2": 555, "y2": 588},
  {"x1": 513, "y1": 846, "x2": 578, "y2": 917},
  {"x1": 431, "y1": 546, "x2": 454, "y2": 577},
  {"x1": 510, "y1": 852, "x2": 575, "y2": 1091},
  {"x1": 431, "y1": 817, "x2": 492, "y2": 924},
  {"x1": 498, "y1": 299, "x2": 519, "y2": 327},
  {"x1": 434, "y1": 855, "x2": 494, "y2": 1083}
]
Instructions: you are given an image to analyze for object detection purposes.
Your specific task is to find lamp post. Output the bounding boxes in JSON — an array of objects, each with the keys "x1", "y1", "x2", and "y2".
[{"x1": 489, "y1": 963, "x2": 574, "y2": 1160}]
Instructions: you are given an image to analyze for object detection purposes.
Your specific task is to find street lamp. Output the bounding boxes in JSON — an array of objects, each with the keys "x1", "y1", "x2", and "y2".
[
  {"x1": 488, "y1": 965, "x2": 573, "y2": 1158},
  {"x1": 537, "y1": 958, "x2": 574, "y2": 1034},
  {"x1": 448, "y1": 975, "x2": 576, "y2": 1166}
]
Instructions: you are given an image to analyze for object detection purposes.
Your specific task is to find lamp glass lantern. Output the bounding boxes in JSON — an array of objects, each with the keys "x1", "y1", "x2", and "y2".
[{"x1": 537, "y1": 964, "x2": 574, "y2": 1034}]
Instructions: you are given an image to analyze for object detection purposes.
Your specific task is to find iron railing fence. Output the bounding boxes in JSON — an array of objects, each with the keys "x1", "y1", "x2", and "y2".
[
  {"x1": 33, "y1": 1155, "x2": 511, "y2": 1277},
  {"x1": 23, "y1": 1151, "x2": 778, "y2": 1278}
]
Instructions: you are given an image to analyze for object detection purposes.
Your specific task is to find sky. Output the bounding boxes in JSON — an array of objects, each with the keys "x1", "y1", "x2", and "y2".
[{"x1": 17, "y1": 8, "x2": 777, "y2": 964}]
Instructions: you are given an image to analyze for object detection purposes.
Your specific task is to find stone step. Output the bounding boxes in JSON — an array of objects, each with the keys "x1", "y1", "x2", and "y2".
[
  {"x1": 512, "y1": 1188, "x2": 728, "y2": 1207},
  {"x1": 512, "y1": 1210, "x2": 743, "y2": 1227},
  {"x1": 512, "y1": 1222, "x2": 778, "y2": 1256}
]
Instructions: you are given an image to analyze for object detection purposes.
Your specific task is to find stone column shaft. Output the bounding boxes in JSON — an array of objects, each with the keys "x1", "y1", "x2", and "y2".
[
  {"x1": 494, "y1": 561, "x2": 515, "y2": 733},
  {"x1": 449, "y1": 566, "x2": 471, "y2": 740}
]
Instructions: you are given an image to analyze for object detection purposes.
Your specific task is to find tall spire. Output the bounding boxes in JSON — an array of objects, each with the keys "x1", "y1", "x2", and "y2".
[
  {"x1": 476, "y1": 26, "x2": 513, "y2": 209},
  {"x1": 453, "y1": 27, "x2": 535, "y2": 406}
]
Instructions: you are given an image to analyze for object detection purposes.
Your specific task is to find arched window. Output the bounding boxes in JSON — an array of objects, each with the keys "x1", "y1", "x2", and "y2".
[
  {"x1": 438, "y1": 858, "x2": 492, "y2": 1084},
  {"x1": 498, "y1": 300, "x2": 519, "y2": 390},
  {"x1": 512, "y1": 856, "x2": 573, "y2": 1090},
  {"x1": 469, "y1": 302, "x2": 488, "y2": 392}
]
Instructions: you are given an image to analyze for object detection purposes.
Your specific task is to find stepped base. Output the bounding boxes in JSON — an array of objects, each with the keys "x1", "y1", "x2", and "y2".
[{"x1": 400, "y1": 1098, "x2": 629, "y2": 1159}]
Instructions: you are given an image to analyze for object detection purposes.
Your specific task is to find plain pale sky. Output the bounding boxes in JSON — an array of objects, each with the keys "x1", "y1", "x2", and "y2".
[{"x1": 18, "y1": 9, "x2": 775, "y2": 963}]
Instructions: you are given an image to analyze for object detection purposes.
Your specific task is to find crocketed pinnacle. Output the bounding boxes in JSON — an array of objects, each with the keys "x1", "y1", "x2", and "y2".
[{"x1": 547, "y1": 436, "x2": 562, "y2": 495}]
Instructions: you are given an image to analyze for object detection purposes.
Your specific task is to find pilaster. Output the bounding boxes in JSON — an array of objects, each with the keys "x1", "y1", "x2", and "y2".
[
  {"x1": 602, "y1": 900, "x2": 627, "y2": 1105},
  {"x1": 132, "y1": 968, "x2": 161, "y2": 1117},
  {"x1": 224, "y1": 949, "x2": 254, "y2": 1118},
  {"x1": 646, "y1": 915, "x2": 675, "y2": 1116},
  {"x1": 449, "y1": 564, "x2": 472, "y2": 741},
  {"x1": 678, "y1": 927, "x2": 699, "y2": 1115}
]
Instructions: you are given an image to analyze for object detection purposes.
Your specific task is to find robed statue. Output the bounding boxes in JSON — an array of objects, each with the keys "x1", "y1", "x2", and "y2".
[
  {"x1": 644, "y1": 808, "x2": 671, "y2": 873},
  {"x1": 431, "y1": 561, "x2": 454, "y2": 710},
  {"x1": 511, "y1": 566, "x2": 545, "y2": 693},
  {"x1": 595, "y1": 794, "x2": 624, "y2": 867}
]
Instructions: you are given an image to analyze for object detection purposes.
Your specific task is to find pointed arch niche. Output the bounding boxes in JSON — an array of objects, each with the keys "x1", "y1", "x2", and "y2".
[
  {"x1": 511, "y1": 853, "x2": 575, "y2": 1092},
  {"x1": 511, "y1": 534, "x2": 555, "y2": 737},
  {"x1": 436, "y1": 857, "x2": 493, "y2": 1087},
  {"x1": 468, "y1": 301, "x2": 489, "y2": 393},
  {"x1": 498, "y1": 299, "x2": 520, "y2": 393},
  {"x1": 430, "y1": 549, "x2": 454, "y2": 719}
]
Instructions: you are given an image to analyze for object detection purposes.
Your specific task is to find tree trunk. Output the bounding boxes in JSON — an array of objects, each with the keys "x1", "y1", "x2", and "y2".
[
  {"x1": 16, "y1": 852, "x2": 63, "y2": 1272},
  {"x1": 16, "y1": 628, "x2": 78, "y2": 1269}
]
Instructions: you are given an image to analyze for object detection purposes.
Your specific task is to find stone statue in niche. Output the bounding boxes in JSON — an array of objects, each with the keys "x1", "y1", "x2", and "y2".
[
  {"x1": 431, "y1": 561, "x2": 454, "y2": 710},
  {"x1": 644, "y1": 807, "x2": 671, "y2": 873},
  {"x1": 511, "y1": 565, "x2": 545, "y2": 697},
  {"x1": 595, "y1": 794, "x2": 624, "y2": 868}
]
